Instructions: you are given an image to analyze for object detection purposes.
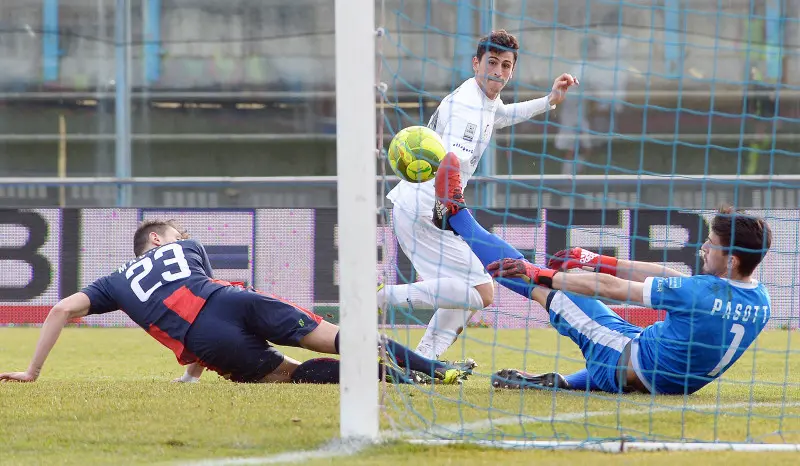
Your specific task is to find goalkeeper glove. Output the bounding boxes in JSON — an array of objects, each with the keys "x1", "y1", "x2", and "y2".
[
  {"x1": 547, "y1": 247, "x2": 618, "y2": 276},
  {"x1": 487, "y1": 258, "x2": 557, "y2": 288}
]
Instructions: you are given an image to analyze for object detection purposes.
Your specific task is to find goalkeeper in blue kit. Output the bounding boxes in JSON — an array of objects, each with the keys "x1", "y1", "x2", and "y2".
[{"x1": 431, "y1": 153, "x2": 773, "y2": 395}]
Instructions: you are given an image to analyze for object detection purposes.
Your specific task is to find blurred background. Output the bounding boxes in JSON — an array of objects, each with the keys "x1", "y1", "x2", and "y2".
[{"x1": 0, "y1": 0, "x2": 798, "y2": 209}]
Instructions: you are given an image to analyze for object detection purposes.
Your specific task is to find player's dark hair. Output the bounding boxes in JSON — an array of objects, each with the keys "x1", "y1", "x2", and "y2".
[
  {"x1": 711, "y1": 205, "x2": 772, "y2": 277},
  {"x1": 133, "y1": 219, "x2": 186, "y2": 256},
  {"x1": 476, "y1": 29, "x2": 519, "y2": 63}
]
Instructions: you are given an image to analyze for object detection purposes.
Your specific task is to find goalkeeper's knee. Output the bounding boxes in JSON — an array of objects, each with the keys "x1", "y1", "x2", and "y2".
[{"x1": 290, "y1": 358, "x2": 340, "y2": 384}]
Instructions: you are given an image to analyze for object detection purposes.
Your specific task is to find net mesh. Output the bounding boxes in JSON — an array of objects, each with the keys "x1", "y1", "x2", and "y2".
[{"x1": 376, "y1": 0, "x2": 800, "y2": 446}]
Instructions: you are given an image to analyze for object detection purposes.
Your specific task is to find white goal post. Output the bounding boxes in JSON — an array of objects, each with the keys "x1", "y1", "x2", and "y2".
[{"x1": 335, "y1": 0, "x2": 379, "y2": 441}]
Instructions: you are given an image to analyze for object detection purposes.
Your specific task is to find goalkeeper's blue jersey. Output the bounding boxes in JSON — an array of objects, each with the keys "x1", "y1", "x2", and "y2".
[{"x1": 634, "y1": 275, "x2": 771, "y2": 395}]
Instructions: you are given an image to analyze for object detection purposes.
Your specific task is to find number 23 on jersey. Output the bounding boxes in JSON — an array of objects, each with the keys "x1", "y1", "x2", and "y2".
[{"x1": 125, "y1": 243, "x2": 191, "y2": 302}]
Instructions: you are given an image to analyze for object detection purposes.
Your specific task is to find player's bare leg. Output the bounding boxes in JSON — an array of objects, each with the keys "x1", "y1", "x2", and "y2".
[
  {"x1": 260, "y1": 355, "x2": 302, "y2": 383},
  {"x1": 298, "y1": 319, "x2": 339, "y2": 354}
]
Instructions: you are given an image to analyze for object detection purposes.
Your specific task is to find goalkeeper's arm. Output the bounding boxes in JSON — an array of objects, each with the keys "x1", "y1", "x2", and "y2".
[
  {"x1": 489, "y1": 259, "x2": 647, "y2": 306},
  {"x1": 614, "y1": 259, "x2": 688, "y2": 283},
  {"x1": 549, "y1": 247, "x2": 688, "y2": 283}
]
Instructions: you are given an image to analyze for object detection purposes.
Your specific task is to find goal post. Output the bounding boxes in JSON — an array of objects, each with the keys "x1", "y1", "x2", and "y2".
[{"x1": 335, "y1": 0, "x2": 380, "y2": 441}]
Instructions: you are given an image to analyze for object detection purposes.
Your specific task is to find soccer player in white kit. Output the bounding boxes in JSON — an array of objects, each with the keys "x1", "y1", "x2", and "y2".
[{"x1": 378, "y1": 30, "x2": 578, "y2": 359}]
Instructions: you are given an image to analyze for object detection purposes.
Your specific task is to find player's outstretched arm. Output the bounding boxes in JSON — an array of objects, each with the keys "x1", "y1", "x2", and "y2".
[
  {"x1": 494, "y1": 73, "x2": 578, "y2": 129},
  {"x1": 549, "y1": 247, "x2": 688, "y2": 283},
  {"x1": 614, "y1": 259, "x2": 688, "y2": 282},
  {"x1": 0, "y1": 293, "x2": 90, "y2": 382},
  {"x1": 488, "y1": 259, "x2": 647, "y2": 306}
]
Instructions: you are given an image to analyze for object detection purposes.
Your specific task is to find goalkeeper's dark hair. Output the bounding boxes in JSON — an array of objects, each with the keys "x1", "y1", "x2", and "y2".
[
  {"x1": 711, "y1": 205, "x2": 772, "y2": 276},
  {"x1": 476, "y1": 29, "x2": 519, "y2": 63},
  {"x1": 133, "y1": 219, "x2": 187, "y2": 256}
]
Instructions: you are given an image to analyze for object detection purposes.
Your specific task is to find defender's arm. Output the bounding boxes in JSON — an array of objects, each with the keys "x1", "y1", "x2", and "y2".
[{"x1": 0, "y1": 293, "x2": 90, "y2": 382}]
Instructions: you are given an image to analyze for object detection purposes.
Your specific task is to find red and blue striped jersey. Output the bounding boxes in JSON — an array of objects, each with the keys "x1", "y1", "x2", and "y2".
[{"x1": 81, "y1": 239, "x2": 228, "y2": 364}]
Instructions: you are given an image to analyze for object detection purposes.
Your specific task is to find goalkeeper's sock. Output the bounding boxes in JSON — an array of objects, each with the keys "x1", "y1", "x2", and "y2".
[
  {"x1": 416, "y1": 308, "x2": 476, "y2": 359},
  {"x1": 378, "y1": 279, "x2": 484, "y2": 311},
  {"x1": 564, "y1": 368, "x2": 601, "y2": 391},
  {"x1": 448, "y1": 209, "x2": 536, "y2": 300},
  {"x1": 382, "y1": 336, "x2": 446, "y2": 376}
]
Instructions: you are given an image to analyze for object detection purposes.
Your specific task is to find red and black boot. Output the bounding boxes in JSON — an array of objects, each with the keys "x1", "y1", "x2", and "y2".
[{"x1": 432, "y1": 152, "x2": 465, "y2": 231}]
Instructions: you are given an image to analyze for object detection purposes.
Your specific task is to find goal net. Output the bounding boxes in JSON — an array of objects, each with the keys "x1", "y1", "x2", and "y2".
[{"x1": 374, "y1": 0, "x2": 800, "y2": 450}]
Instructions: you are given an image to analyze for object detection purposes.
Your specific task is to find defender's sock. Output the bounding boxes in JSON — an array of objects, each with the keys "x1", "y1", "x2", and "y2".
[
  {"x1": 291, "y1": 358, "x2": 340, "y2": 384},
  {"x1": 383, "y1": 336, "x2": 447, "y2": 375}
]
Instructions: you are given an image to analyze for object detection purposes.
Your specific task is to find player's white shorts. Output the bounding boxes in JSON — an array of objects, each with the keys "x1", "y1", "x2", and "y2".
[{"x1": 392, "y1": 206, "x2": 492, "y2": 287}]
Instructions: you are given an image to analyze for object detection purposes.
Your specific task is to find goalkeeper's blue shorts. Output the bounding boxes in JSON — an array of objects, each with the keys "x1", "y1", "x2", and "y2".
[
  {"x1": 184, "y1": 285, "x2": 322, "y2": 382},
  {"x1": 546, "y1": 290, "x2": 643, "y2": 393}
]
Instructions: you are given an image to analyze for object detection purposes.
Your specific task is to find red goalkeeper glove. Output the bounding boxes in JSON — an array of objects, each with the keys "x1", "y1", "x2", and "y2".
[
  {"x1": 487, "y1": 258, "x2": 557, "y2": 288},
  {"x1": 547, "y1": 247, "x2": 618, "y2": 276}
]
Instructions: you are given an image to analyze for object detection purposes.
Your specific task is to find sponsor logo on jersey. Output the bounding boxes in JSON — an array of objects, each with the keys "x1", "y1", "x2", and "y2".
[
  {"x1": 656, "y1": 278, "x2": 664, "y2": 293},
  {"x1": 667, "y1": 277, "x2": 682, "y2": 289},
  {"x1": 463, "y1": 123, "x2": 477, "y2": 142},
  {"x1": 453, "y1": 142, "x2": 473, "y2": 154}
]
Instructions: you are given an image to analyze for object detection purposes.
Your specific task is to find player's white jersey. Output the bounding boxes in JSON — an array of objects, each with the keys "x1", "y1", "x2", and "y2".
[{"x1": 387, "y1": 77, "x2": 551, "y2": 216}]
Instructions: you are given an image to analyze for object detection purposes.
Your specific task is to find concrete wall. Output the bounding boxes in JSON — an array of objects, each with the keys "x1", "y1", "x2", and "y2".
[{"x1": 1, "y1": 0, "x2": 798, "y2": 92}]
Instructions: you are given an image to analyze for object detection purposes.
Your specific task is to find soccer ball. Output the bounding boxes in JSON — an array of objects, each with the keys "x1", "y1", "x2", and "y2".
[{"x1": 388, "y1": 126, "x2": 446, "y2": 183}]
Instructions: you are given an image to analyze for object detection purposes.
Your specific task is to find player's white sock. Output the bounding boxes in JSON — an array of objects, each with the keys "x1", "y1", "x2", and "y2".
[
  {"x1": 416, "y1": 308, "x2": 477, "y2": 359},
  {"x1": 377, "y1": 279, "x2": 484, "y2": 312}
]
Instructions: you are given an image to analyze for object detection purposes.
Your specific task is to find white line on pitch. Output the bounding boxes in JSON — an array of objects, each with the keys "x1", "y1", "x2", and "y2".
[
  {"x1": 173, "y1": 439, "x2": 371, "y2": 466},
  {"x1": 176, "y1": 400, "x2": 800, "y2": 466},
  {"x1": 395, "y1": 400, "x2": 800, "y2": 438}
]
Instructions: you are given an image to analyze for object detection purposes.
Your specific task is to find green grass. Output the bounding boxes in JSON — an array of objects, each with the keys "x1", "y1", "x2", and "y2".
[{"x1": 0, "y1": 327, "x2": 798, "y2": 465}]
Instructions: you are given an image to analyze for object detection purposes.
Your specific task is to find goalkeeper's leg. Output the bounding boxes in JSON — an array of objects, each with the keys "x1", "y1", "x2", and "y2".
[
  {"x1": 432, "y1": 152, "x2": 536, "y2": 301},
  {"x1": 494, "y1": 288, "x2": 644, "y2": 393}
]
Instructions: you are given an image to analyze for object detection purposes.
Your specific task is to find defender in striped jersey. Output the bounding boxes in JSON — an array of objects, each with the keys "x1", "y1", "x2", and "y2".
[{"x1": 0, "y1": 220, "x2": 473, "y2": 385}]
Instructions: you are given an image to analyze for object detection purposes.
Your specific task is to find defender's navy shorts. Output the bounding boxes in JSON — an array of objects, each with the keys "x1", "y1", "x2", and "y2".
[{"x1": 184, "y1": 285, "x2": 322, "y2": 383}]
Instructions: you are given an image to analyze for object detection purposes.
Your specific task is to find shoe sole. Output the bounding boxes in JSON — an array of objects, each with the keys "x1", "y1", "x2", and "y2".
[{"x1": 491, "y1": 369, "x2": 566, "y2": 390}]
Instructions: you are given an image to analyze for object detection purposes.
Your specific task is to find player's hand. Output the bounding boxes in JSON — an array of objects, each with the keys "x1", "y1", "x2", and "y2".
[
  {"x1": 547, "y1": 247, "x2": 618, "y2": 276},
  {"x1": 548, "y1": 73, "x2": 579, "y2": 106},
  {"x1": 487, "y1": 258, "x2": 557, "y2": 287},
  {"x1": 0, "y1": 371, "x2": 37, "y2": 383}
]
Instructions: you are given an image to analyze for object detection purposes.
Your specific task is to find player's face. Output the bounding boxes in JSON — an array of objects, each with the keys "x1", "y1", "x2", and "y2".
[
  {"x1": 473, "y1": 51, "x2": 515, "y2": 99},
  {"x1": 700, "y1": 232, "x2": 730, "y2": 276}
]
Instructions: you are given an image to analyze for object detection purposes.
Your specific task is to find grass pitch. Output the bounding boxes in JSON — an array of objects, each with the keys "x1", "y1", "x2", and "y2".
[{"x1": 0, "y1": 326, "x2": 798, "y2": 465}]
